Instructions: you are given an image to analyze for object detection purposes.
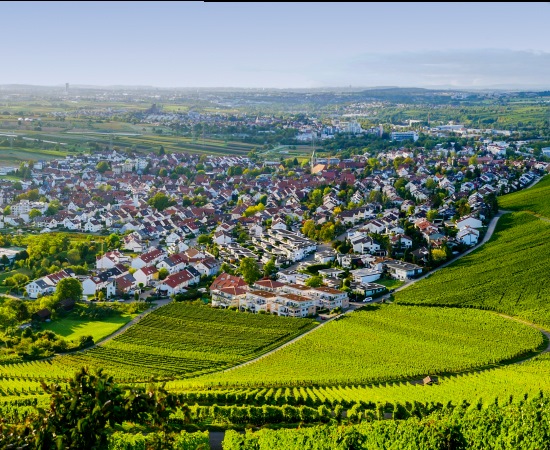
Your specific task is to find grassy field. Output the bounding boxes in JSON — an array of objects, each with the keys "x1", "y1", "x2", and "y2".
[
  {"x1": 187, "y1": 305, "x2": 543, "y2": 388},
  {"x1": 395, "y1": 211, "x2": 550, "y2": 328},
  {"x1": 41, "y1": 314, "x2": 134, "y2": 343}
]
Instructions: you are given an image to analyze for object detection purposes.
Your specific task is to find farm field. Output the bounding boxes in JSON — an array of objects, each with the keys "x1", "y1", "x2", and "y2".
[
  {"x1": 0, "y1": 303, "x2": 318, "y2": 385},
  {"x1": 395, "y1": 211, "x2": 550, "y2": 328},
  {"x1": 41, "y1": 314, "x2": 134, "y2": 343},
  {"x1": 186, "y1": 305, "x2": 544, "y2": 388},
  {"x1": 499, "y1": 174, "x2": 550, "y2": 219}
]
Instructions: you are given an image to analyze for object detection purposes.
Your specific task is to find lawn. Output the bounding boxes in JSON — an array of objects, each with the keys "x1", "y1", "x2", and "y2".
[
  {"x1": 377, "y1": 278, "x2": 405, "y2": 290},
  {"x1": 42, "y1": 314, "x2": 134, "y2": 343}
]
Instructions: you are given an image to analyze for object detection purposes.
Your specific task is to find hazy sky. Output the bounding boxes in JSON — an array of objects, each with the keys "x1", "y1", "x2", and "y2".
[{"x1": 2, "y1": 1, "x2": 550, "y2": 89}]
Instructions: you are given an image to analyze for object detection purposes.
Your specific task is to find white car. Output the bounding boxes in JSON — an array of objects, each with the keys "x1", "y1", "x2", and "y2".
[{"x1": 363, "y1": 297, "x2": 373, "y2": 303}]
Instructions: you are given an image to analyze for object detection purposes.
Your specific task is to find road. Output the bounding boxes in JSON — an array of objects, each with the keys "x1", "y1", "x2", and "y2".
[{"x1": 375, "y1": 208, "x2": 509, "y2": 301}]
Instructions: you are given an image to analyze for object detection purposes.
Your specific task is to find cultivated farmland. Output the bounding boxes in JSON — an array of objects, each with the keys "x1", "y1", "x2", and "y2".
[
  {"x1": 395, "y1": 212, "x2": 550, "y2": 328},
  {"x1": 187, "y1": 305, "x2": 544, "y2": 388}
]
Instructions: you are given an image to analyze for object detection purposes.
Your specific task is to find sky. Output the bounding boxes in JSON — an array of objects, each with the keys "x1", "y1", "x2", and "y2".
[{"x1": 1, "y1": 1, "x2": 550, "y2": 89}]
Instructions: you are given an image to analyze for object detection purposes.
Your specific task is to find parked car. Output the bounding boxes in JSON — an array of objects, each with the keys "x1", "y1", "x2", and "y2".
[{"x1": 363, "y1": 297, "x2": 373, "y2": 303}]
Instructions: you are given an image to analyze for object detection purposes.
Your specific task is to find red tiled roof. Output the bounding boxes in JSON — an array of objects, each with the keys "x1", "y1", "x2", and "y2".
[{"x1": 210, "y1": 273, "x2": 247, "y2": 291}]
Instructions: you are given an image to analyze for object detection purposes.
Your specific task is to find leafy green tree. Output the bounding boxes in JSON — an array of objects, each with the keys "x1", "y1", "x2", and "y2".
[
  {"x1": 319, "y1": 223, "x2": 335, "y2": 242},
  {"x1": 96, "y1": 161, "x2": 110, "y2": 173},
  {"x1": 45, "y1": 200, "x2": 61, "y2": 216},
  {"x1": 197, "y1": 234, "x2": 212, "y2": 246},
  {"x1": 29, "y1": 209, "x2": 42, "y2": 219},
  {"x1": 55, "y1": 277, "x2": 83, "y2": 302},
  {"x1": 66, "y1": 248, "x2": 81, "y2": 265},
  {"x1": 20, "y1": 367, "x2": 179, "y2": 450},
  {"x1": 305, "y1": 275, "x2": 323, "y2": 288},
  {"x1": 263, "y1": 258, "x2": 277, "y2": 278},
  {"x1": 310, "y1": 189, "x2": 323, "y2": 207},
  {"x1": 301, "y1": 219, "x2": 317, "y2": 239},
  {"x1": 3, "y1": 205, "x2": 11, "y2": 216},
  {"x1": 239, "y1": 257, "x2": 261, "y2": 285},
  {"x1": 158, "y1": 268, "x2": 169, "y2": 280},
  {"x1": 427, "y1": 210, "x2": 439, "y2": 222},
  {"x1": 147, "y1": 192, "x2": 173, "y2": 211},
  {"x1": 106, "y1": 233, "x2": 120, "y2": 249}
]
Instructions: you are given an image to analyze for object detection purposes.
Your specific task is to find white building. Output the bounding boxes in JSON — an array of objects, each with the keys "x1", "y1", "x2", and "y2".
[{"x1": 391, "y1": 131, "x2": 419, "y2": 142}]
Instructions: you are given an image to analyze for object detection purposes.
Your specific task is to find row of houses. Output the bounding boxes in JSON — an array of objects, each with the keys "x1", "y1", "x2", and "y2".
[{"x1": 209, "y1": 274, "x2": 349, "y2": 317}]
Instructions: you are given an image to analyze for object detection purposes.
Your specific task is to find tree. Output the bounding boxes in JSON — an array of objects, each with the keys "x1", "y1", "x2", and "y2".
[
  {"x1": 45, "y1": 200, "x2": 60, "y2": 216},
  {"x1": 305, "y1": 275, "x2": 323, "y2": 288},
  {"x1": 301, "y1": 219, "x2": 317, "y2": 239},
  {"x1": 148, "y1": 192, "x2": 173, "y2": 211},
  {"x1": 106, "y1": 233, "x2": 120, "y2": 249},
  {"x1": 263, "y1": 258, "x2": 277, "y2": 278},
  {"x1": 239, "y1": 257, "x2": 261, "y2": 285},
  {"x1": 425, "y1": 178, "x2": 437, "y2": 191},
  {"x1": 29, "y1": 209, "x2": 42, "y2": 220},
  {"x1": 319, "y1": 223, "x2": 335, "y2": 242},
  {"x1": 3, "y1": 205, "x2": 11, "y2": 216},
  {"x1": 197, "y1": 234, "x2": 212, "y2": 246},
  {"x1": 310, "y1": 189, "x2": 323, "y2": 207},
  {"x1": 66, "y1": 248, "x2": 81, "y2": 265},
  {"x1": 159, "y1": 145, "x2": 165, "y2": 156},
  {"x1": 96, "y1": 161, "x2": 110, "y2": 173},
  {"x1": 55, "y1": 277, "x2": 83, "y2": 302},
  {"x1": 158, "y1": 268, "x2": 169, "y2": 280},
  {"x1": 17, "y1": 367, "x2": 179, "y2": 450},
  {"x1": 427, "y1": 209, "x2": 439, "y2": 222},
  {"x1": 431, "y1": 248, "x2": 447, "y2": 262}
]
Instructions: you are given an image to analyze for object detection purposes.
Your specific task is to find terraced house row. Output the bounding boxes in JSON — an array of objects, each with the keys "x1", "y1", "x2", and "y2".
[{"x1": 210, "y1": 274, "x2": 348, "y2": 317}]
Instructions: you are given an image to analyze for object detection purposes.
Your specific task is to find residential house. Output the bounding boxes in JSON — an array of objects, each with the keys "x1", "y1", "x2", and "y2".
[
  {"x1": 133, "y1": 265, "x2": 159, "y2": 287},
  {"x1": 131, "y1": 248, "x2": 165, "y2": 269},
  {"x1": 96, "y1": 250, "x2": 130, "y2": 270}
]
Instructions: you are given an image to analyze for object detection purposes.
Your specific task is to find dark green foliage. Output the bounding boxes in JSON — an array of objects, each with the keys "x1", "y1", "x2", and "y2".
[{"x1": 0, "y1": 367, "x2": 180, "y2": 450}]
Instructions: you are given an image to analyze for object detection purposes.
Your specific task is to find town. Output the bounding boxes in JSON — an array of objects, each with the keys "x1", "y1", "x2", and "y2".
[{"x1": 0, "y1": 108, "x2": 545, "y2": 321}]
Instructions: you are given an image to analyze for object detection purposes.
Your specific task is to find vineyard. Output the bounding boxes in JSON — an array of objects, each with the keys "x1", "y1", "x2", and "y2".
[
  {"x1": 499, "y1": 175, "x2": 550, "y2": 218},
  {"x1": 221, "y1": 392, "x2": 550, "y2": 450},
  {"x1": 162, "y1": 353, "x2": 550, "y2": 410},
  {"x1": 0, "y1": 303, "x2": 318, "y2": 390},
  {"x1": 395, "y1": 211, "x2": 550, "y2": 328},
  {"x1": 184, "y1": 305, "x2": 543, "y2": 388}
]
